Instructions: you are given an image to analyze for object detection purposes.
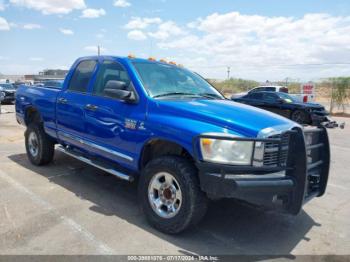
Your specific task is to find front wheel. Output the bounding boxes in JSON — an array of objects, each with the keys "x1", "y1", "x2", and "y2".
[
  {"x1": 138, "y1": 156, "x2": 208, "y2": 234},
  {"x1": 291, "y1": 110, "x2": 309, "y2": 124},
  {"x1": 25, "y1": 124, "x2": 55, "y2": 166}
]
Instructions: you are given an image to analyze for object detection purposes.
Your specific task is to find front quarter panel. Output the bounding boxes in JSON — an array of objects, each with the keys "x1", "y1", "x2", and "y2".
[{"x1": 137, "y1": 101, "x2": 242, "y2": 161}]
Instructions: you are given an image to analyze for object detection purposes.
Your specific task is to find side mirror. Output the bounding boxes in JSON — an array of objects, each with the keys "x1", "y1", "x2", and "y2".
[
  {"x1": 104, "y1": 80, "x2": 136, "y2": 103},
  {"x1": 277, "y1": 98, "x2": 284, "y2": 104}
]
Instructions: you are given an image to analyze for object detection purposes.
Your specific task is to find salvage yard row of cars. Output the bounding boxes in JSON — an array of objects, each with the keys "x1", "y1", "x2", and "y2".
[
  {"x1": 0, "y1": 80, "x2": 64, "y2": 104},
  {"x1": 15, "y1": 55, "x2": 332, "y2": 234},
  {"x1": 0, "y1": 83, "x2": 17, "y2": 104}
]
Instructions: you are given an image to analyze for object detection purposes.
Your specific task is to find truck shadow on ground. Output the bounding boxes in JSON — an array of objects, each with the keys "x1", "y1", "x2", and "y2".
[{"x1": 8, "y1": 152, "x2": 320, "y2": 257}]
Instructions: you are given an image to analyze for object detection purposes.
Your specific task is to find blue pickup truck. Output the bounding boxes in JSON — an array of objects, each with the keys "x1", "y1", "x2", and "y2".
[{"x1": 15, "y1": 56, "x2": 330, "y2": 233}]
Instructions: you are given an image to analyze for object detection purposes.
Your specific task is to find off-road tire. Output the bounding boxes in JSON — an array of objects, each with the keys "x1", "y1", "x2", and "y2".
[
  {"x1": 138, "y1": 156, "x2": 208, "y2": 234},
  {"x1": 25, "y1": 123, "x2": 55, "y2": 165}
]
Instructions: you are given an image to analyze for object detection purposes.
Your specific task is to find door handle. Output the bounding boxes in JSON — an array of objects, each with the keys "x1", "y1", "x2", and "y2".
[
  {"x1": 58, "y1": 98, "x2": 68, "y2": 104},
  {"x1": 85, "y1": 104, "x2": 98, "y2": 111}
]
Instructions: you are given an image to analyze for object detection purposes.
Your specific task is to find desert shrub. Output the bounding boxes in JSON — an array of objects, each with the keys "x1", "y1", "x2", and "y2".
[
  {"x1": 329, "y1": 77, "x2": 350, "y2": 113},
  {"x1": 208, "y1": 78, "x2": 259, "y2": 94}
]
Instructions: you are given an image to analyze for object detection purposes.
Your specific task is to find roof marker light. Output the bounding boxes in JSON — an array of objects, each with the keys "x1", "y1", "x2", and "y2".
[
  {"x1": 159, "y1": 59, "x2": 167, "y2": 63},
  {"x1": 148, "y1": 57, "x2": 156, "y2": 61},
  {"x1": 169, "y1": 61, "x2": 177, "y2": 65},
  {"x1": 128, "y1": 54, "x2": 136, "y2": 59}
]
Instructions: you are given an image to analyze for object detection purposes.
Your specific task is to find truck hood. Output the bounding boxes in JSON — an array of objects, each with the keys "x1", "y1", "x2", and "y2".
[{"x1": 155, "y1": 99, "x2": 295, "y2": 137}]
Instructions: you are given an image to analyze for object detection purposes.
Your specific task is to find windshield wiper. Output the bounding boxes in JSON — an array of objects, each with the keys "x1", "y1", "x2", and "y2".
[
  {"x1": 197, "y1": 93, "x2": 224, "y2": 100},
  {"x1": 153, "y1": 92, "x2": 224, "y2": 100},
  {"x1": 153, "y1": 92, "x2": 198, "y2": 98}
]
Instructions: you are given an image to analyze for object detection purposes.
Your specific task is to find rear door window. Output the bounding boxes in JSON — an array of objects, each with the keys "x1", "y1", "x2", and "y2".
[
  {"x1": 68, "y1": 60, "x2": 97, "y2": 93},
  {"x1": 249, "y1": 93, "x2": 263, "y2": 100}
]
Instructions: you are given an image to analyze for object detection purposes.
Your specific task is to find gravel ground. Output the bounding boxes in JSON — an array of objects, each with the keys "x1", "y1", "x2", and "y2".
[{"x1": 0, "y1": 104, "x2": 349, "y2": 256}]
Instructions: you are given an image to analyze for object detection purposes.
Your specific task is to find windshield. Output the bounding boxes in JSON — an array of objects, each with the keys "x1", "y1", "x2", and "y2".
[
  {"x1": 277, "y1": 92, "x2": 296, "y2": 103},
  {"x1": 0, "y1": 84, "x2": 15, "y2": 90},
  {"x1": 132, "y1": 62, "x2": 223, "y2": 99}
]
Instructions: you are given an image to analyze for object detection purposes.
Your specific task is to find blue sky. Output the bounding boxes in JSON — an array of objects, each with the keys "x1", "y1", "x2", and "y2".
[{"x1": 1, "y1": 0, "x2": 350, "y2": 81}]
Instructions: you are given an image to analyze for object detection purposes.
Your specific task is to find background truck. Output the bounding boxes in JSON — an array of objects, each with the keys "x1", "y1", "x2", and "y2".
[{"x1": 15, "y1": 56, "x2": 330, "y2": 234}]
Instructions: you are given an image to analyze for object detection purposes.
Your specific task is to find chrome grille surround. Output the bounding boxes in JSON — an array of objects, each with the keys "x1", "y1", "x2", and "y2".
[
  {"x1": 254, "y1": 123, "x2": 298, "y2": 168},
  {"x1": 263, "y1": 133, "x2": 290, "y2": 167}
]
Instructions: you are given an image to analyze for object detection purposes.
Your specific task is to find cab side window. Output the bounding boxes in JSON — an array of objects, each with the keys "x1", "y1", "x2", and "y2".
[
  {"x1": 263, "y1": 93, "x2": 278, "y2": 102},
  {"x1": 93, "y1": 60, "x2": 131, "y2": 97},
  {"x1": 68, "y1": 60, "x2": 97, "y2": 93},
  {"x1": 265, "y1": 87, "x2": 276, "y2": 92},
  {"x1": 251, "y1": 87, "x2": 262, "y2": 93}
]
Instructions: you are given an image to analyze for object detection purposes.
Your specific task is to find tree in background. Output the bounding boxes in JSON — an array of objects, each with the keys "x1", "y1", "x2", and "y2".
[
  {"x1": 209, "y1": 78, "x2": 259, "y2": 95},
  {"x1": 330, "y1": 77, "x2": 350, "y2": 114}
]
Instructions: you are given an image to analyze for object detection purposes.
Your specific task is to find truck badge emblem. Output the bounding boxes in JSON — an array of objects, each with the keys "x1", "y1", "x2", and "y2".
[{"x1": 125, "y1": 118, "x2": 137, "y2": 129}]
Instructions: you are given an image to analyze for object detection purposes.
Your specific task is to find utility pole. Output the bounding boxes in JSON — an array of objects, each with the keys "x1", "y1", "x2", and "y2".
[
  {"x1": 227, "y1": 66, "x2": 231, "y2": 80},
  {"x1": 97, "y1": 45, "x2": 101, "y2": 56}
]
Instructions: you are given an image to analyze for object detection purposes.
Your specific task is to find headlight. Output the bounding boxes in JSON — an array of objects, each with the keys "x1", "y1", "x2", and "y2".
[{"x1": 200, "y1": 138, "x2": 254, "y2": 165}]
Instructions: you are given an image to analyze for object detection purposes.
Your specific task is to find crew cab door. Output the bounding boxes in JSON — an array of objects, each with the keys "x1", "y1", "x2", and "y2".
[
  {"x1": 83, "y1": 59, "x2": 146, "y2": 170},
  {"x1": 56, "y1": 59, "x2": 97, "y2": 147}
]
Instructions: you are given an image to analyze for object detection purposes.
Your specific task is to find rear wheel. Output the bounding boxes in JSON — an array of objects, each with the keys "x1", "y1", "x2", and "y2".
[
  {"x1": 291, "y1": 110, "x2": 309, "y2": 124},
  {"x1": 139, "y1": 156, "x2": 208, "y2": 234},
  {"x1": 25, "y1": 124, "x2": 55, "y2": 165}
]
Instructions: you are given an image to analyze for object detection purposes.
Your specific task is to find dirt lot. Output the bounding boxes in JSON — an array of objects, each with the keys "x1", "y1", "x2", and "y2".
[{"x1": 0, "y1": 104, "x2": 349, "y2": 256}]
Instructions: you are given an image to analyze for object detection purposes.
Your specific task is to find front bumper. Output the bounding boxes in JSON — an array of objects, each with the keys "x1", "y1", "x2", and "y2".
[
  {"x1": 310, "y1": 111, "x2": 328, "y2": 125},
  {"x1": 194, "y1": 127, "x2": 330, "y2": 214}
]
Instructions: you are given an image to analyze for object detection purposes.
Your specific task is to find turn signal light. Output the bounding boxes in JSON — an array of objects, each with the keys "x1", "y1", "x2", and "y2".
[{"x1": 201, "y1": 138, "x2": 212, "y2": 146}]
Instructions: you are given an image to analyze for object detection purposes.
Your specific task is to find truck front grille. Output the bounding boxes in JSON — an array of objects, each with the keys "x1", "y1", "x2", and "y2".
[{"x1": 263, "y1": 133, "x2": 290, "y2": 167}]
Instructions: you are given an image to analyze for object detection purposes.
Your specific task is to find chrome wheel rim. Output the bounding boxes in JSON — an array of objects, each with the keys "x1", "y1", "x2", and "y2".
[
  {"x1": 28, "y1": 131, "x2": 39, "y2": 157},
  {"x1": 148, "y1": 172, "x2": 182, "y2": 219}
]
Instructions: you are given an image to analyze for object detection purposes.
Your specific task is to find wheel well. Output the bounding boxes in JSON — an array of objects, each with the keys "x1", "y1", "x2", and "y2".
[
  {"x1": 291, "y1": 109, "x2": 311, "y2": 122},
  {"x1": 25, "y1": 107, "x2": 42, "y2": 126},
  {"x1": 140, "y1": 139, "x2": 194, "y2": 169}
]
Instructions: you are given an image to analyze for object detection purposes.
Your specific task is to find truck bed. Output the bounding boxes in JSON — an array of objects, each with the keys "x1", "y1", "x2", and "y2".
[{"x1": 15, "y1": 85, "x2": 61, "y2": 139}]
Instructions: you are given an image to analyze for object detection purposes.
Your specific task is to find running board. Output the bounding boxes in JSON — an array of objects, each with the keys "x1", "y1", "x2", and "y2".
[{"x1": 56, "y1": 146, "x2": 133, "y2": 182}]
